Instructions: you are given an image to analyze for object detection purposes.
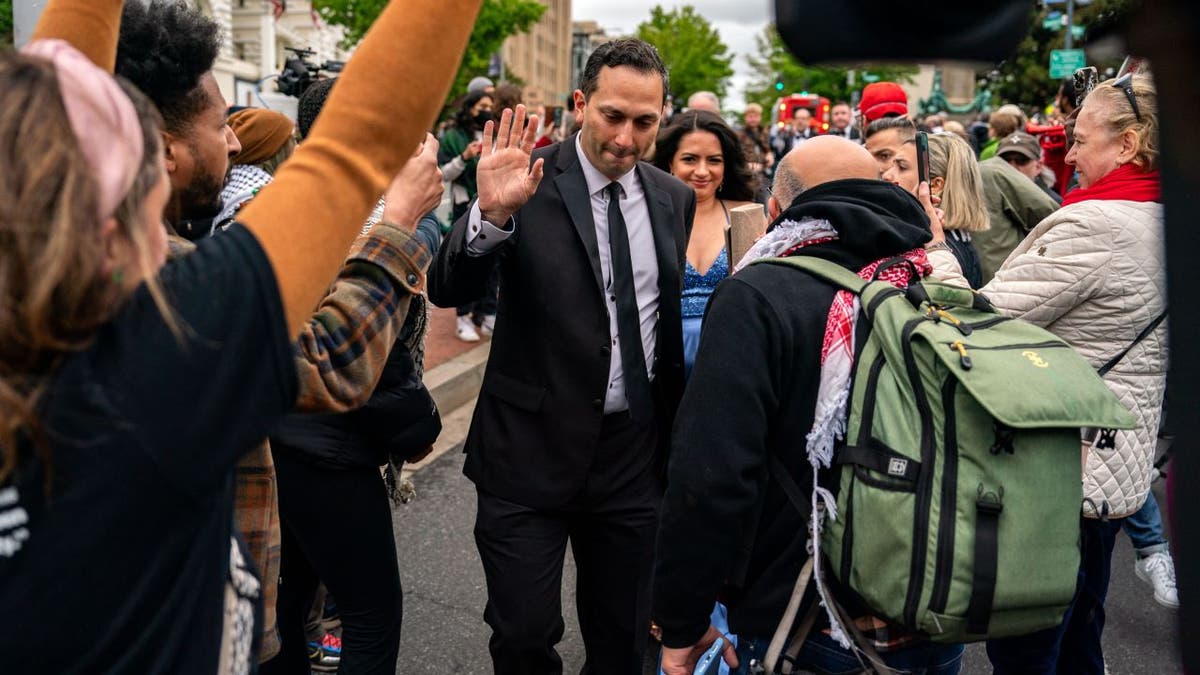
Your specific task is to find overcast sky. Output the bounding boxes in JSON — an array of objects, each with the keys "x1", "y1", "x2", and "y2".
[{"x1": 571, "y1": 0, "x2": 773, "y2": 110}]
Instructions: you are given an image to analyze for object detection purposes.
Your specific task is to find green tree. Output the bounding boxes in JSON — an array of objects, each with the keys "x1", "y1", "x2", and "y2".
[
  {"x1": 743, "y1": 24, "x2": 916, "y2": 114},
  {"x1": 313, "y1": 0, "x2": 545, "y2": 111},
  {"x1": 980, "y1": 0, "x2": 1139, "y2": 110},
  {"x1": 635, "y1": 5, "x2": 734, "y2": 105},
  {"x1": 2, "y1": 0, "x2": 13, "y2": 49}
]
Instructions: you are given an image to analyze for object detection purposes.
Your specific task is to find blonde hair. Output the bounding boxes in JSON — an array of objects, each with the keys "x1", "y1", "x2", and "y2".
[
  {"x1": 989, "y1": 104, "x2": 1027, "y2": 138},
  {"x1": 942, "y1": 121, "x2": 970, "y2": 145},
  {"x1": 1084, "y1": 74, "x2": 1158, "y2": 171},
  {"x1": 0, "y1": 55, "x2": 172, "y2": 486},
  {"x1": 928, "y1": 133, "x2": 989, "y2": 232},
  {"x1": 255, "y1": 136, "x2": 298, "y2": 176}
]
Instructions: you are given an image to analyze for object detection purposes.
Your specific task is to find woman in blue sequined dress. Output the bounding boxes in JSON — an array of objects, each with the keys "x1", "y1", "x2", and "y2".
[{"x1": 654, "y1": 111, "x2": 761, "y2": 377}]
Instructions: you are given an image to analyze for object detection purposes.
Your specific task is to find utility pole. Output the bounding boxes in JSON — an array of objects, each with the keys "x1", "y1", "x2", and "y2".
[
  {"x1": 1065, "y1": 0, "x2": 1076, "y2": 50},
  {"x1": 12, "y1": 0, "x2": 48, "y2": 49}
]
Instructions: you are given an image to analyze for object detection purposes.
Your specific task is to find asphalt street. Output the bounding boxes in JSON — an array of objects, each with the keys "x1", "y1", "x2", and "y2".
[{"x1": 392, "y1": 442, "x2": 1182, "y2": 674}]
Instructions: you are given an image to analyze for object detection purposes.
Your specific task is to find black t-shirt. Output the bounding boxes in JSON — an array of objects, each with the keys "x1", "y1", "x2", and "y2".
[{"x1": 0, "y1": 225, "x2": 297, "y2": 673}]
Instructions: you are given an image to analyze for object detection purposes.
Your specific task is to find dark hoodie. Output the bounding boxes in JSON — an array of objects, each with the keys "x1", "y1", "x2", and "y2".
[{"x1": 651, "y1": 179, "x2": 931, "y2": 647}]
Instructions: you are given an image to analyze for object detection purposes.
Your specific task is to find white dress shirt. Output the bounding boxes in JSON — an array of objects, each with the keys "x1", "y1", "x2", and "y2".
[{"x1": 464, "y1": 137, "x2": 660, "y2": 414}]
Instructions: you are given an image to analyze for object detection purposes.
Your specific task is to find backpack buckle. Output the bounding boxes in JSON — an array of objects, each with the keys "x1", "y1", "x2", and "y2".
[
  {"x1": 989, "y1": 423, "x2": 1016, "y2": 455},
  {"x1": 977, "y1": 484, "x2": 1005, "y2": 515}
]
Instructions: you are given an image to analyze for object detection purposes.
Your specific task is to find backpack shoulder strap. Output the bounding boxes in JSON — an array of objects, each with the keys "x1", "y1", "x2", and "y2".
[
  {"x1": 753, "y1": 256, "x2": 869, "y2": 295},
  {"x1": 1098, "y1": 309, "x2": 1167, "y2": 377}
]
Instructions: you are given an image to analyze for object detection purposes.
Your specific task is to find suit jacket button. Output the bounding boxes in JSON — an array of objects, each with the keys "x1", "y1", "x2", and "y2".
[{"x1": 593, "y1": 398, "x2": 603, "y2": 409}]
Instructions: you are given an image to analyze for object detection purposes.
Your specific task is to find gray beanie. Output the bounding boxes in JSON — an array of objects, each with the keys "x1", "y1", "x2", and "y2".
[{"x1": 467, "y1": 76, "x2": 495, "y2": 94}]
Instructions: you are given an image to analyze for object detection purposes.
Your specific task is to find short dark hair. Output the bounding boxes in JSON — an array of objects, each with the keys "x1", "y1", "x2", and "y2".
[
  {"x1": 652, "y1": 110, "x2": 758, "y2": 201},
  {"x1": 116, "y1": 0, "x2": 222, "y2": 134},
  {"x1": 578, "y1": 38, "x2": 668, "y2": 104},
  {"x1": 297, "y1": 78, "x2": 336, "y2": 140},
  {"x1": 865, "y1": 115, "x2": 916, "y2": 142}
]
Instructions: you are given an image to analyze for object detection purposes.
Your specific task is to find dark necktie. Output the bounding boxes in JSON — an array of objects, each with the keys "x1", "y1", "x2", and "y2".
[{"x1": 606, "y1": 182, "x2": 653, "y2": 422}]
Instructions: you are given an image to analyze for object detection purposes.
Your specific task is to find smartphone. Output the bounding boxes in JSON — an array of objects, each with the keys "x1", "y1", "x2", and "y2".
[
  {"x1": 694, "y1": 637, "x2": 726, "y2": 675},
  {"x1": 915, "y1": 131, "x2": 929, "y2": 186},
  {"x1": 1072, "y1": 67, "x2": 1099, "y2": 108}
]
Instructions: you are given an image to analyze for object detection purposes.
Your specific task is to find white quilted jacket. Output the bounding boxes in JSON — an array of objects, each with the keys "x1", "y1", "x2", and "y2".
[{"x1": 932, "y1": 199, "x2": 1168, "y2": 518}]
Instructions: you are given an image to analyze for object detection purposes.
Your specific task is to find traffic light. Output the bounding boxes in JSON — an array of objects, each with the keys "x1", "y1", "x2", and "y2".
[{"x1": 775, "y1": 80, "x2": 785, "y2": 91}]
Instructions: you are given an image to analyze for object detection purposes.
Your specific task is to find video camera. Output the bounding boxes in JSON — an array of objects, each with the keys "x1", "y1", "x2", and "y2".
[{"x1": 277, "y1": 47, "x2": 345, "y2": 98}]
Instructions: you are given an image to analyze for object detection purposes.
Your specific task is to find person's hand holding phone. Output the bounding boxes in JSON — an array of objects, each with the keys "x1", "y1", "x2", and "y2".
[
  {"x1": 462, "y1": 139, "x2": 483, "y2": 161},
  {"x1": 918, "y1": 180, "x2": 946, "y2": 244}
]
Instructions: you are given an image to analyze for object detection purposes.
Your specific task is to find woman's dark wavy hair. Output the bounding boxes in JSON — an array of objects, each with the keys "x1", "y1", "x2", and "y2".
[
  {"x1": 452, "y1": 91, "x2": 493, "y2": 132},
  {"x1": 652, "y1": 110, "x2": 757, "y2": 201}
]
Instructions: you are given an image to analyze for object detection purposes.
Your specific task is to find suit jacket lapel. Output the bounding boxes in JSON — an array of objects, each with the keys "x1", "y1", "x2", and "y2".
[{"x1": 553, "y1": 137, "x2": 605, "y2": 294}]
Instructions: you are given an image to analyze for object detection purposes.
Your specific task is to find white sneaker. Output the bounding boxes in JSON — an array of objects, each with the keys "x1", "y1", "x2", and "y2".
[
  {"x1": 479, "y1": 314, "x2": 497, "y2": 338},
  {"x1": 1135, "y1": 551, "x2": 1179, "y2": 609},
  {"x1": 456, "y1": 315, "x2": 480, "y2": 342}
]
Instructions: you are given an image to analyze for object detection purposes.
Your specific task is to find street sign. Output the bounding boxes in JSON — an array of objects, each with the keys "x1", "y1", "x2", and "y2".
[
  {"x1": 862, "y1": 73, "x2": 880, "y2": 83},
  {"x1": 1042, "y1": 11, "x2": 1062, "y2": 30},
  {"x1": 1070, "y1": 25, "x2": 1086, "y2": 40},
  {"x1": 1050, "y1": 49, "x2": 1087, "y2": 78}
]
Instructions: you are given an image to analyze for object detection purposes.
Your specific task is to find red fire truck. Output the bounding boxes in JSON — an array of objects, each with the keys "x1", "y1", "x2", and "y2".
[{"x1": 771, "y1": 93, "x2": 833, "y2": 133}]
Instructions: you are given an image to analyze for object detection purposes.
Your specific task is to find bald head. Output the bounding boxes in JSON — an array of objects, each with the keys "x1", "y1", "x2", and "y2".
[
  {"x1": 789, "y1": 136, "x2": 878, "y2": 187},
  {"x1": 770, "y1": 136, "x2": 879, "y2": 217}
]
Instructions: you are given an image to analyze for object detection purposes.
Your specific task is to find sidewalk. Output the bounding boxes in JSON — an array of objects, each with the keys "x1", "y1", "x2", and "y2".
[{"x1": 425, "y1": 305, "x2": 482, "y2": 372}]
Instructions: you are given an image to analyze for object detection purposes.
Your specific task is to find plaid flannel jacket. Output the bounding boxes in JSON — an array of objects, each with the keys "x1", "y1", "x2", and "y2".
[{"x1": 172, "y1": 221, "x2": 429, "y2": 661}]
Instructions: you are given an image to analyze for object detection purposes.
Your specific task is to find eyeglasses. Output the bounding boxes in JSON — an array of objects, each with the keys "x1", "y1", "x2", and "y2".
[{"x1": 1111, "y1": 73, "x2": 1142, "y2": 123}]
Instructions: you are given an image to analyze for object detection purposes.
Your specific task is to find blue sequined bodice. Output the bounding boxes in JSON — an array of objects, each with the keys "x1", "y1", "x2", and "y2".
[{"x1": 681, "y1": 248, "x2": 729, "y2": 319}]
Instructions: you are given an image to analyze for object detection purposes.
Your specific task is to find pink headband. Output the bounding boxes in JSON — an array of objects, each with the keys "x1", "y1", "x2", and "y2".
[{"x1": 20, "y1": 39, "x2": 143, "y2": 224}]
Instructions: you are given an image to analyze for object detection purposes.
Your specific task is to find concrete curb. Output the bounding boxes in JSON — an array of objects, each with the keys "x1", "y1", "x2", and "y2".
[{"x1": 425, "y1": 342, "x2": 490, "y2": 414}]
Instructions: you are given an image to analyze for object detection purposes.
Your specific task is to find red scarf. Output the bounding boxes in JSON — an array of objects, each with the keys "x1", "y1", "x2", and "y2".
[
  {"x1": 782, "y1": 239, "x2": 932, "y2": 365},
  {"x1": 1062, "y1": 164, "x2": 1161, "y2": 207}
]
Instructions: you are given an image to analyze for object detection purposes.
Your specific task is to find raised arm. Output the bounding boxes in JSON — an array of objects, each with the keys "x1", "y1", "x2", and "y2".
[
  {"x1": 238, "y1": 0, "x2": 482, "y2": 337},
  {"x1": 30, "y1": 0, "x2": 124, "y2": 72}
]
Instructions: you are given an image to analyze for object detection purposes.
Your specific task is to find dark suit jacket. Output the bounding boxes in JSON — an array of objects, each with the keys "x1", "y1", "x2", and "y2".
[{"x1": 429, "y1": 136, "x2": 696, "y2": 509}]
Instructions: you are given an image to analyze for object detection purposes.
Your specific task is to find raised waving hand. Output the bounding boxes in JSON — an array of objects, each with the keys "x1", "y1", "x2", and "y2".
[{"x1": 476, "y1": 104, "x2": 545, "y2": 225}]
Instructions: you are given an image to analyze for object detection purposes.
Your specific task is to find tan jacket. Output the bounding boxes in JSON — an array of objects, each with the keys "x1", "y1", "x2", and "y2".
[{"x1": 930, "y1": 199, "x2": 1167, "y2": 518}]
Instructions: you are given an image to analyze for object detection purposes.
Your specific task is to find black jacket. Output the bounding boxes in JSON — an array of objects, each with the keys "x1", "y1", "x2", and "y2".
[
  {"x1": 270, "y1": 320, "x2": 441, "y2": 470},
  {"x1": 270, "y1": 215, "x2": 443, "y2": 470},
  {"x1": 428, "y1": 137, "x2": 696, "y2": 509},
  {"x1": 651, "y1": 179, "x2": 932, "y2": 647},
  {"x1": 946, "y1": 229, "x2": 984, "y2": 289}
]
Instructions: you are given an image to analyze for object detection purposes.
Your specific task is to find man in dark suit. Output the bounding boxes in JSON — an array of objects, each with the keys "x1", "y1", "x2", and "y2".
[
  {"x1": 828, "y1": 101, "x2": 863, "y2": 143},
  {"x1": 429, "y1": 38, "x2": 696, "y2": 675},
  {"x1": 770, "y1": 107, "x2": 818, "y2": 160}
]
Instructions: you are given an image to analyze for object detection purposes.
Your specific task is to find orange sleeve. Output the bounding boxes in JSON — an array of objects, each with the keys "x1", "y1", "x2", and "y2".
[
  {"x1": 30, "y1": 0, "x2": 124, "y2": 73},
  {"x1": 238, "y1": 0, "x2": 482, "y2": 337}
]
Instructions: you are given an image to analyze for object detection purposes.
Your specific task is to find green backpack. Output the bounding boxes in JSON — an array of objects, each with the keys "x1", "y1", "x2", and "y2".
[{"x1": 756, "y1": 256, "x2": 1136, "y2": 656}]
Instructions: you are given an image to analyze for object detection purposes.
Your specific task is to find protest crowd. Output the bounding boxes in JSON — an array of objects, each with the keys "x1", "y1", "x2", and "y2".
[{"x1": 0, "y1": 1, "x2": 1178, "y2": 674}]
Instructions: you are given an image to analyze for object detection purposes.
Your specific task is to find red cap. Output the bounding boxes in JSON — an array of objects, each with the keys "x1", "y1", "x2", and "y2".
[{"x1": 859, "y1": 82, "x2": 908, "y2": 123}]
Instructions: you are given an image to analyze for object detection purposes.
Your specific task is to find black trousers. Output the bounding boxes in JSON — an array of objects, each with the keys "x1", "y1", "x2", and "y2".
[
  {"x1": 262, "y1": 451, "x2": 403, "y2": 675},
  {"x1": 474, "y1": 413, "x2": 662, "y2": 675},
  {"x1": 986, "y1": 517, "x2": 1124, "y2": 674}
]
